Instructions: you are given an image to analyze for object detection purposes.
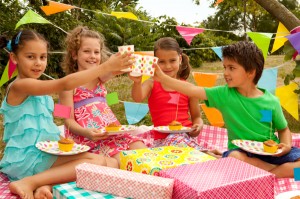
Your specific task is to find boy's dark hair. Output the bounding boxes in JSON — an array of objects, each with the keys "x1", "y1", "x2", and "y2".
[
  {"x1": 222, "y1": 41, "x2": 264, "y2": 84},
  {"x1": 0, "y1": 30, "x2": 48, "y2": 54},
  {"x1": 154, "y1": 37, "x2": 191, "y2": 80}
]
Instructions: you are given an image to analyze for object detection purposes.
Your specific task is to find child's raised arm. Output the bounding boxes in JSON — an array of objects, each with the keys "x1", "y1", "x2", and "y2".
[{"x1": 130, "y1": 75, "x2": 153, "y2": 102}]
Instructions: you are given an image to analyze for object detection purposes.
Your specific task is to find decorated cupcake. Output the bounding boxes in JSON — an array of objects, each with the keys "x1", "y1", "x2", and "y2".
[
  {"x1": 263, "y1": 140, "x2": 278, "y2": 153},
  {"x1": 58, "y1": 138, "x2": 74, "y2": 152},
  {"x1": 168, "y1": 120, "x2": 182, "y2": 131},
  {"x1": 105, "y1": 123, "x2": 122, "y2": 132}
]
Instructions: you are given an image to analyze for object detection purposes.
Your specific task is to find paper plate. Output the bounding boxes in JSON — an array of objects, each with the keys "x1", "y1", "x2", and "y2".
[
  {"x1": 36, "y1": 141, "x2": 90, "y2": 156},
  {"x1": 232, "y1": 139, "x2": 282, "y2": 156},
  {"x1": 153, "y1": 126, "x2": 194, "y2": 133},
  {"x1": 275, "y1": 190, "x2": 300, "y2": 199},
  {"x1": 103, "y1": 125, "x2": 137, "y2": 135}
]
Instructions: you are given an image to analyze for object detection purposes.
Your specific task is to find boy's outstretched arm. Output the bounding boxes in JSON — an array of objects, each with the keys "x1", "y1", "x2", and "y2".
[{"x1": 154, "y1": 63, "x2": 207, "y2": 100}]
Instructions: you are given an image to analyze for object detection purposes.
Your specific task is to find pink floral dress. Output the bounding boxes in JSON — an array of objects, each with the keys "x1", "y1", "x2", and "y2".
[{"x1": 68, "y1": 82, "x2": 141, "y2": 156}]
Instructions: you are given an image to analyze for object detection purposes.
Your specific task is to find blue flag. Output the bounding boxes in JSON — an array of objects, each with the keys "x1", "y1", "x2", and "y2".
[
  {"x1": 294, "y1": 168, "x2": 300, "y2": 181},
  {"x1": 260, "y1": 110, "x2": 272, "y2": 122},
  {"x1": 211, "y1": 47, "x2": 223, "y2": 60},
  {"x1": 124, "y1": 102, "x2": 149, "y2": 124},
  {"x1": 258, "y1": 68, "x2": 278, "y2": 94}
]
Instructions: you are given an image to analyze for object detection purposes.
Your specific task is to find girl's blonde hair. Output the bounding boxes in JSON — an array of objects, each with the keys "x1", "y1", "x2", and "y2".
[{"x1": 61, "y1": 26, "x2": 110, "y2": 74}]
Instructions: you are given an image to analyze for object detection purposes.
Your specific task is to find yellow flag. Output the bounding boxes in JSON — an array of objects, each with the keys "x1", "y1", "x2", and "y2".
[
  {"x1": 0, "y1": 61, "x2": 18, "y2": 87},
  {"x1": 142, "y1": 75, "x2": 150, "y2": 83},
  {"x1": 111, "y1": 12, "x2": 138, "y2": 20},
  {"x1": 192, "y1": 72, "x2": 217, "y2": 87},
  {"x1": 275, "y1": 83, "x2": 299, "y2": 121},
  {"x1": 41, "y1": 1, "x2": 75, "y2": 16},
  {"x1": 271, "y1": 22, "x2": 289, "y2": 53}
]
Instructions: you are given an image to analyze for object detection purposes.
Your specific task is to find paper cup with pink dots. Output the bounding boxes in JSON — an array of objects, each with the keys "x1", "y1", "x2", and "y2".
[
  {"x1": 118, "y1": 45, "x2": 135, "y2": 72},
  {"x1": 130, "y1": 54, "x2": 158, "y2": 77}
]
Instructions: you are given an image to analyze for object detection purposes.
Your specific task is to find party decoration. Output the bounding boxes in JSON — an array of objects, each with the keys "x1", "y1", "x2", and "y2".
[
  {"x1": 214, "y1": 0, "x2": 224, "y2": 6},
  {"x1": 200, "y1": 104, "x2": 224, "y2": 127},
  {"x1": 211, "y1": 47, "x2": 223, "y2": 60},
  {"x1": 8, "y1": 59, "x2": 17, "y2": 79},
  {"x1": 0, "y1": 61, "x2": 18, "y2": 87},
  {"x1": 142, "y1": 75, "x2": 151, "y2": 83},
  {"x1": 259, "y1": 110, "x2": 272, "y2": 122},
  {"x1": 294, "y1": 168, "x2": 300, "y2": 181},
  {"x1": 53, "y1": 104, "x2": 71, "y2": 119},
  {"x1": 192, "y1": 72, "x2": 217, "y2": 87},
  {"x1": 176, "y1": 26, "x2": 204, "y2": 45},
  {"x1": 15, "y1": 10, "x2": 51, "y2": 29},
  {"x1": 247, "y1": 32, "x2": 273, "y2": 59},
  {"x1": 275, "y1": 83, "x2": 299, "y2": 121},
  {"x1": 286, "y1": 32, "x2": 300, "y2": 54},
  {"x1": 106, "y1": 92, "x2": 119, "y2": 106},
  {"x1": 111, "y1": 12, "x2": 138, "y2": 20},
  {"x1": 257, "y1": 67, "x2": 278, "y2": 94},
  {"x1": 41, "y1": 1, "x2": 76, "y2": 16},
  {"x1": 168, "y1": 93, "x2": 180, "y2": 105},
  {"x1": 124, "y1": 102, "x2": 149, "y2": 124},
  {"x1": 271, "y1": 22, "x2": 289, "y2": 53}
]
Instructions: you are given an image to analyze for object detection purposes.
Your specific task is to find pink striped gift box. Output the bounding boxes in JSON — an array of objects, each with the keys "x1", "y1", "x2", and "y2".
[
  {"x1": 159, "y1": 157, "x2": 275, "y2": 199},
  {"x1": 76, "y1": 163, "x2": 174, "y2": 199}
]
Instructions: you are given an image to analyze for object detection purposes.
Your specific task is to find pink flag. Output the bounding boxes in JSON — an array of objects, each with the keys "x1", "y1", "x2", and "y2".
[
  {"x1": 168, "y1": 93, "x2": 180, "y2": 104},
  {"x1": 176, "y1": 26, "x2": 205, "y2": 45},
  {"x1": 53, "y1": 104, "x2": 71, "y2": 119},
  {"x1": 8, "y1": 59, "x2": 17, "y2": 79}
]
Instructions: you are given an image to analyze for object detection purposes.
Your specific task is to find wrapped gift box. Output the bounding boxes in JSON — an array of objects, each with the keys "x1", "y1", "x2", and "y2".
[
  {"x1": 120, "y1": 146, "x2": 216, "y2": 175},
  {"x1": 159, "y1": 157, "x2": 274, "y2": 199},
  {"x1": 53, "y1": 181, "x2": 126, "y2": 199},
  {"x1": 76, "y1": 163, "x2": 174, "y2": 199}
]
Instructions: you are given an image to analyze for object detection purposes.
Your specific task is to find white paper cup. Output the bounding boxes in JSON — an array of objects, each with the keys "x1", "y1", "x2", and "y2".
[{"x1": 118, "y1": 45, "x2": 134, "y2": 55}]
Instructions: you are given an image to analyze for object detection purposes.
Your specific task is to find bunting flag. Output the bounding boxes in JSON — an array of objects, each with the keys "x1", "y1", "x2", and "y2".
[
  {"x1": 15, "y1": 10, "x2": 51, "y2": 29},
  {"x1": 176, "y1": 26, "x2": 205, "y2": 45},
  {"x1": 211, "y1": 47, "x2": 223, "y2": 60},
  {"x1": 106, "y1": 92, "x2": 119, "y2": 106},
  {"x1": 8, "y1": 59, "x2": 17, "y2": 79},
  {"x1": 41, "y1": 1, "x2": 76, "y2": 16},
  {"x1": 0, "y1": 61, "x2": 18, "y2": 87},
  {"x1": 142, "y1": 75, "x2": 151, "y2": 83},
  {"x1": 294, "y1": 168, "x2": 300, "y2": 181},
  {"x1": 259, "y1": 110, "x2": 272, "y2": 122},
  {"x1": 257, "y1": 67, "x2": 278, "y2": 94},
  {"x1": 53, "y1": 104, "x2": 71, "y2": 119},
  {"x1": 124, "y1": 102, "x2": 149, "y2": 124},
  {"x1": 192, "y1": 72, "x2": 217, "y2": 87},
  {"x1": 168, "y1": 93, "x2": 180, "y2": 104},
  {"x1": 271, "y1": 22, "x2": 289, "y2": 53},
  {"x1": 214, "y1": 0, "x2": 224, "y2": 6},
  {"x1": 111, "y1": 12, "x2": 138, "y2": 20},
  {"x1": 246, "y1": 32, "x2": 273, "y2": 59},
  {"x1": 200, "y1": 104, "x2": 224, "y2": 127},
  {"x1": 275, "y1": 83, "x2": 299, "y2": 121},
  {"x1": 286, "y1": 32, "x2": 300, "y2": 54}
]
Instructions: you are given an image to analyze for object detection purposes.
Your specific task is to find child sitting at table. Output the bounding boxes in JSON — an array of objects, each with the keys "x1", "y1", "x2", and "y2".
[{"x1": 153, "y1": 40, "x2": 300, "y2": 178}]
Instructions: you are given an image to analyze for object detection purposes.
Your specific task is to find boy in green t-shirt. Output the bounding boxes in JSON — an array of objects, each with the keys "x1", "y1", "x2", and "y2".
[{"x1": 154, "y1": 41, "x2": 300, "y2": 178}]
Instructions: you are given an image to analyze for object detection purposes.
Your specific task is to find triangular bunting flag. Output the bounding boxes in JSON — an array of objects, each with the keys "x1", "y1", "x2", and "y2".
[
  {"x1": 214, "y1": 0, "x2": 224, "y2": 6},
  {"x1": 106, "y1": 92, "x2": 119, "y2": 106},
  {"x1": 124, "y1": 102, "x2": 149, "y2": 124},
  {"x1": 8, "y1": 59, "x2": 17, "y2": 79},
  {"x1": 0, "y1": 61, "x2": 18, "y2": 87},
  {"x1": 142, "y1": 75, "x2": 151, "y2": 83},
  {"x1": 211, "y1": 47, "x2": 223, "y2": 60},
  {"x1": 286, "y1": 32, "x2": 300, "y2": 54},
  {"x1": 271, "y1": 22, "x2": 289, "y2": 53},
  {"x1": 259, "y1": 110, "x2": 272, "y2": 122},
  {"x1": 53, "y1": 104, "x2": 71, "y2": 119},
  {"x1": 257, "y1": 67, "x2": 278, "y2": 94},
  {"x1": 15, "y1": 10, "x2": 51, "y2": 29},
  {"x1": 192, "y1": 72, "x2": 217, "y2": 87},
  {"x1": 111, "y1": 12, "x2": 138, "y2": 20},
  {"x1": 41, "y1": 1, "x2": 76, "y2": 16},
  {"x1": 176, "y1": 26, "x2": 204, "y2": 45},
  {"x1": 168, "y1": 93, "x2": 180, "y2": 104},
  {"x1": 247, "y1": 32, "x2": 273, "y2": 59},
  {"x1": 200, "y1": 104, "x2": 224, "y2": 127},
  {"x1": 275, "y1": 83, "x2": 299, "y2": 121}
]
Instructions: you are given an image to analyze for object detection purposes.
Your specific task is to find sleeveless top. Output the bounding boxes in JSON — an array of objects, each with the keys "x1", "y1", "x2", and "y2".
[
  {"x1": 148, "y1": 81, "x2": 192, "y2": 140},
  {"x1": 0, "y1": 94, "x2": 59, "y2": 181}
]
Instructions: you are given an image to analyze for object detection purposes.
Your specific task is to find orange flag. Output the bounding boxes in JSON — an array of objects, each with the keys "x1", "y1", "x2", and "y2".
[
  {"x1": 192, "y1": 72, "x2": 217, "y2": 87},
  {"x1": 41, "y1": 1, "x2": 76, "y2": 16},
  {"x1": 200, "y1": 104, "x2": 224, "y2": 127},
  {"x1": 214, "y1": 0, "x2": 224, "y2": 6}
]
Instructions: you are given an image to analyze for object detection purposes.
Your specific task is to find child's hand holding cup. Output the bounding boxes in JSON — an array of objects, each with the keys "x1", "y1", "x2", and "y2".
[{"x1": 118, "y1": 45, "x2": 134, "y2": 72}]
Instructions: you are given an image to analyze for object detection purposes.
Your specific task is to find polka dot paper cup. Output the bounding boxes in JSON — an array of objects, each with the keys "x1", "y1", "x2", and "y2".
[
  {"x1": 118, "y1": 45, "x2": 134, "y2": 72},
  {"x1": 130, "y1": 54, "x2": 158, "y2": 77}
]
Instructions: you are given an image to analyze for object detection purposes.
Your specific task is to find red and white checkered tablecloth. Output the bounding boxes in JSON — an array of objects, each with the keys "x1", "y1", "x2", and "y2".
[{"x1": 0, "y1": 172, "x2": 18, "y2": 198}]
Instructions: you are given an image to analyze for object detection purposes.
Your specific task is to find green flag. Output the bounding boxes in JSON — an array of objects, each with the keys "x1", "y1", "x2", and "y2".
[
  {"x1": 15, "y1": 10, "x2": 51, "y2": 29},
  {"x1": 247, "y1": 32, "x2": 273, "y2": 59}
]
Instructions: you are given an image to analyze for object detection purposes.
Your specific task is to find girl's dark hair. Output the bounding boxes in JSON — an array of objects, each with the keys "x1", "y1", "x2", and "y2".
[
  {"x1": 0, "y1": 30, "x2": 48, "y2": 54},
  {"x1": 222, "y1": 41, "x2": 264, "y2": 84},
  {"x1": 154, "y1": 37, "x2": 191, "y2": 80}
]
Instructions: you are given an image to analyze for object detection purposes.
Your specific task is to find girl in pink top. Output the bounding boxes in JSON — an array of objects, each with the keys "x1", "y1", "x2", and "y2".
[
  {"x1": 59, "y1": 26, "x2": 146, "y2": 166},
  {"x1": 131, "y1": 37, "x2": 220, "y2": 157}
]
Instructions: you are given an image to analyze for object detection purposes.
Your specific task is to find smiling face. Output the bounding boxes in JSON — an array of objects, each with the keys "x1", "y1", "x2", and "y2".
[
  {"x1": 223, "y1": 57, "x2": 255, "y2": 89},
  {"x1": 11, "y1": 39, "x2": 48, "y2": 79},
  {"x1": 73, "y1": 37, "x2": 101, "y2": 71},
  {"x1": 156, "y1": 49, "x2": 182, "y2": 78}
]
